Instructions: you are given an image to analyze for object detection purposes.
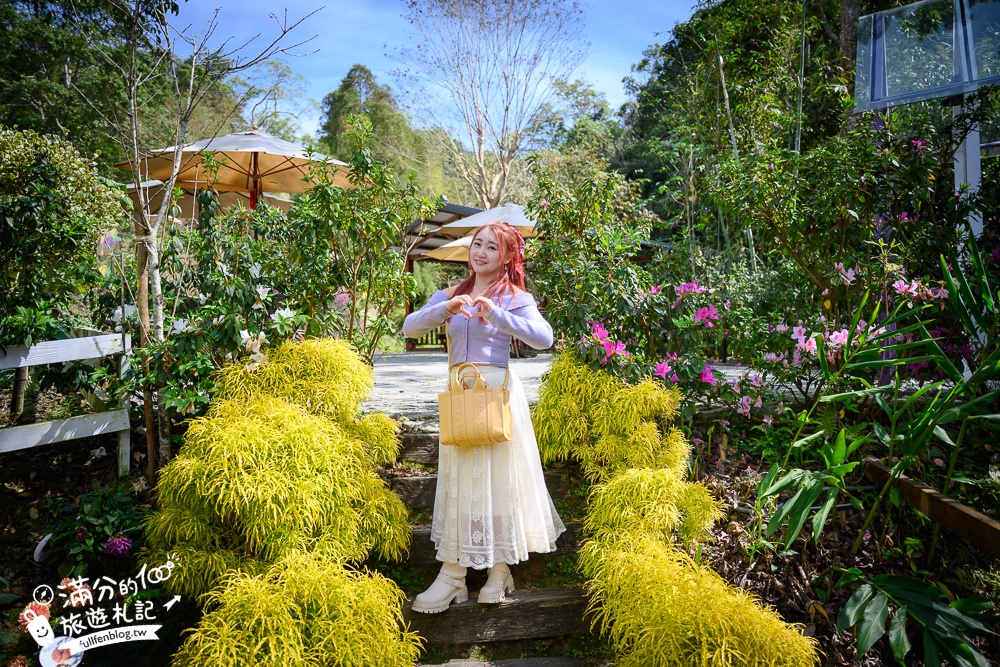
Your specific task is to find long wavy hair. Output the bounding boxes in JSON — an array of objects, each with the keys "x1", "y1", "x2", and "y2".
[{"x1": 451, "y1": 221, "x2": 526, "y2": 300}]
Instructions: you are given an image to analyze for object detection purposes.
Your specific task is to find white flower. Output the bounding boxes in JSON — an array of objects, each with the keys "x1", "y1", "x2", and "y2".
[
  {"x1": 255, "y1": 285, "x2": 270, "y2": 300},
  {"x1": 198, "y1": 292, "x2": 208, "y2": 305},
  {"x1": 217, "y1": 262, "x2": 229, "y2": 277},
  {"x1": 213, "y1": 315, "x2": 224, "y2": 326},
  {"x1": 111, "y1": 304, "x2": 137, "y2": 323},
  {"x1": 271, "y1": 307, "x2": 295, "y2": 322},
  {"x1": 239, "y1": 329, "x2": 251, "y2": 346},
  {"x1": 171, "y1": 319, "x2": 189, "y2": 335},
  {"x1": 250, "y1": 263, "x2": 262, "y2": 279}
]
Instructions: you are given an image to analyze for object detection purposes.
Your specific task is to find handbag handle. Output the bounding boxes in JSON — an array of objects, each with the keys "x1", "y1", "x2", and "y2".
[{"x1": 444, "y1": 314, "x2": 510, "y2": 390}]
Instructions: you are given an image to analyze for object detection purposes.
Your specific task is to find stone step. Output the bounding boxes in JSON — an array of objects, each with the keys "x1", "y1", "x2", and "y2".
[
  {"x1": 419, "y1": 659, "x2": 587, "y2": 667},
  {"x1": 399, "y1": 432, "x2": 440, "y2": 465},
  {"x1": 403, "y1": 587, "x2": 589, "y2": 644},
  {"x1": 390, "y1": 468, "x2": 571, "y2": 509},
  {"x1": 406, "y1": 521, "x2": 584, "y2": 566}
]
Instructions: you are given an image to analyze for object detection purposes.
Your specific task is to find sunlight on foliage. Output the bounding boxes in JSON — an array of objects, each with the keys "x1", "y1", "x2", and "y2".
[
  {"x1": 172, "y1": 553, "x2": 422, "y2": 667},
  {"x1": 143, "y1": 339, "x2": 416, "y2": 665},
  {"x1": 585, "y1": 468, "x2": 722, "y2": 547},
  {"x1": 534, "y1": 353, "x2": 819, "y2": 666},
  {"x1": 579, "y1": 535, "x2": 819, "y2": 667}
]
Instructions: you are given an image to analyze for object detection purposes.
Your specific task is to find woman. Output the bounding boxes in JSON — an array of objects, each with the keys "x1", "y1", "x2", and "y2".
[{"x1": 402, "y1": 221, "x2": 565, "y2": 613}]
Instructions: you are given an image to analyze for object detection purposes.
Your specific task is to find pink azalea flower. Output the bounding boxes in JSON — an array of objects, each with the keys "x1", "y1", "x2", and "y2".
[
  {"x1": 761, "y1": 414, "x2": 773, "y2": 427},
  {"x1": 841, "y1": 268, "x2": 856, "y2": 285},
  {"x1": 724, "y1": 300, "x2": 731, "y2": 309},
  {"x1": 792, "y1": 349, "x2": 804, "y2": 368},
  {"x1": 893, "y1": 279, "x2": 919, "y2": 297},
  {"x1": 654, "y1": 361, "x2": 671, "y2": 379},
  {"x1": 911, "y1": 139, "x2": 926, "y2": 150},
  {"x1": 828, "y1": 329, "x2": 850, "y2": 348},
  {"x1": 834, "y1": 261, "x2": 844, "y2": 273},
  {"x1": 775, "y1": 324, "x2": 789, "y2": 333},
  {"x1": 750, "y1": 373, "x2": 763, "y2": 387},
  {"x1": 764, "y1": 352, "x2": 778, "y2": 363},
  {"x1": 754, "y1": 396, "x2": 763, "y2": 408},
  {"x1": 600, "y1": 339, "x2": 615, "y2": 364},
  {"x1": 792, "y1": 326, "x2": 807, "y2": 342},
  {"x1": 736, "y1": 396, "x2": 752, "y2": 416},
  {"x1": 694, "y1": 304, "x2": 720, "y2": 327},
  {"x1": 699, "y1": 363, "x2": 717, "y2": 386},
  {"x1": 591, "y1": 321, "x2": 609, "y2": 341},
  {"x1": 731, "y1": 379, "x2": 741, "y2": 394},
  {"x1": 670, "y1": 373, "x2": 679, "y2": 383},
  {"x1": 540, "y1": 199, "x2": 551, "y2": 207},
  {"x1": 650, "y1": 285, "x2": 663, "y2": 294},
  {"x1": 675, "y1": 280, "x2": 706, "y2": 298},
  {"x1": 800, "y1": 337, "x2": 818, "y2": 356}
]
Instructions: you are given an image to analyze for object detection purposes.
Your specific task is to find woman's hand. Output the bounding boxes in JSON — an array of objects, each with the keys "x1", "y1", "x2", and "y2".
[
  {"x1": 445, "y1": 294, "x2": 477, "y2": 318},
  {"x1": 472, "y1": 296, "x2": 496, "y2": 318}
]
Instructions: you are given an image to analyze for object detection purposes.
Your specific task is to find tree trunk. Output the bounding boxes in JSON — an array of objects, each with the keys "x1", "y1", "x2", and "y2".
[{"x1": 839, "y1": 0, "x2": 860, "y2": 76}]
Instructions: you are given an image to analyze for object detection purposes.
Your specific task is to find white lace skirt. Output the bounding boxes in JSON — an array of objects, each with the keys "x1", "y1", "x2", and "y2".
[{"x1": 431, "y1": 365, "x2": 566, "y2": 569}]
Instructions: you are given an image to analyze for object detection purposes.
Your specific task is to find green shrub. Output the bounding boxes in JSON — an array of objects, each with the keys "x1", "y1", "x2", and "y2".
[{"x1": 579, "y1": 534, "x2": 819, "y2": 667}]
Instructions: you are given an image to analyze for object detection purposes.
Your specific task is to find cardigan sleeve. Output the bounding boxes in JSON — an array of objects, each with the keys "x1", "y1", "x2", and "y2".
[
  {"x1": 484, "y1": 293, "x2": 554, "y2": 350},
  {"x1": 402, "y1": 290, "x2": 452, "y2": 338}
]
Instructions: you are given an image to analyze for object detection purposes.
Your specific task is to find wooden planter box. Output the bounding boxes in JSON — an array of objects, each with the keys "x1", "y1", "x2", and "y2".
[{"x1": 1, "y1": 330, "x2": 131, "y2": 477}]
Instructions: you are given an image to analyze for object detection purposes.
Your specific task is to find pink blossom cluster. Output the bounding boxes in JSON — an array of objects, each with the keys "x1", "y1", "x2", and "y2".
[
  {"x1": 582, "y1": 320, "x2": 629, "y2": 365},
  {"x1": 833, "y1": 261, "x2": 857, "y2": 285},
  {"x1": 694, "y1": 304, "x2": 720, "y2": 327}
]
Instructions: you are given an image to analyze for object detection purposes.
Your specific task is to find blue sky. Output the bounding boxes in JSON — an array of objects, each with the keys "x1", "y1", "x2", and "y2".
[{"x1": 174, "y1": 1, "x2": 698, "y2": 137}]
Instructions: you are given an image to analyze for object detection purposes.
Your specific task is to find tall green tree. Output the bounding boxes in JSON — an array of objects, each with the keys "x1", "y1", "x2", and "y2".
[{"x1": 319, "y1": 63, "x2": 470, "y2": 201}]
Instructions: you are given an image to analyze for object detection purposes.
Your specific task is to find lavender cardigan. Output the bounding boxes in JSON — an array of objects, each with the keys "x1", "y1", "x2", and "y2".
[{"x1": 403, "y1": 290, "x2": 553, "y2": 367}]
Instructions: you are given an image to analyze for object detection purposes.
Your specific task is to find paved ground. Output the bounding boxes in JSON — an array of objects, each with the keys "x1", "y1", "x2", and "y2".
[
  {"x1": 363, "y1": 351, "x2": 553, "y2": 420},
  {"x1": 363, "y1": 351, "x2": 753, "y2": 422}
]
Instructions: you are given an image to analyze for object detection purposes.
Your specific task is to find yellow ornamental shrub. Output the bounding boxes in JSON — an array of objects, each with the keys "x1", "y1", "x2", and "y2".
[
  {"x1": 585, "y1": 468, "x2": 722, "y2": 546},
  {"x1": 214, "y1": 339, "x2": 375, "y2": 424},
  {"x1": 145, "y1": 395, "x2": 410, "y2": 599},
  {"x1": 172, "y1": 553, "x2": 422, "y2": 667},
  {"x1": 533, "y1": 353, "x2": 681, "y2": 478},
  {"x1": 579, "y1": 535, "x2": 820, "y2": 667}
]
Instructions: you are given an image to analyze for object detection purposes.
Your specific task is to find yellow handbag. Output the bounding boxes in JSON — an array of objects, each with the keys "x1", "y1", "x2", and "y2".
[{"x1": 438, "y1": 326, "x2": 512, "y2": 446}]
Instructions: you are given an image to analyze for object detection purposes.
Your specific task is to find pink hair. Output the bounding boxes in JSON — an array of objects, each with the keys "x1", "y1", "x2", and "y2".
[{"x1": 451, "y1": 221, "x2": 526, "y2": 300}]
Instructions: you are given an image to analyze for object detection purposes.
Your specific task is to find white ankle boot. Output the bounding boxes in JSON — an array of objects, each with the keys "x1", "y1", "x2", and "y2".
[
  {"x1": 411, "y1": 563, "x2": 468, "y2": 613},
  {"x1": 478, "y1": 562, "x2": 514, "y2": 604}
]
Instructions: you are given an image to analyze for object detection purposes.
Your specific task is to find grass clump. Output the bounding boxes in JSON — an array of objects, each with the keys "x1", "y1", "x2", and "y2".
[
  {"x1": 143, "y1": 339, "x2": 418, "y2": 665},
  {"x1": 533, "y1": 352, "x2": 819, "y2": 666}
]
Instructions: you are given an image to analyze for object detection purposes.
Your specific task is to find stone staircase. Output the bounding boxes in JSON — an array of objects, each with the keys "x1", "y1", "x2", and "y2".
[{"x1": 379, "y1": 431, "x2": 604, "y2": 666}]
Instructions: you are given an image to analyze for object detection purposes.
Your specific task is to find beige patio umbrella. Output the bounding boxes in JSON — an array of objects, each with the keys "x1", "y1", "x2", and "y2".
[
  {"x1": 418, "y1": 236, "x2": 472, "y2": 263},
  {"x1": 116, "y1": 129, "x2": 350, "y2": 208},
  {"x1": 435, "y1": 202, "x2": 537, "y2": 237},
  {"x1": 124, "y1": 180, "x2": 293, "y2": 224}
]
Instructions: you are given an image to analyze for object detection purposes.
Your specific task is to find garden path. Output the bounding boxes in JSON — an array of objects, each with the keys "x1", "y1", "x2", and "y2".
[
  {"x1": 364, "y1": 351, "x2": 553, "y2": 419},
  {"x1": 365, "y1": 351, "x2": 746, "y2": 420}
]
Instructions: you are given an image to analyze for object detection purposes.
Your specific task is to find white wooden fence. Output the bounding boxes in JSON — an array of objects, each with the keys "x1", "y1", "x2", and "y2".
[{"x1": 1, "y1": 330, "x2": 131, "y2": 477}]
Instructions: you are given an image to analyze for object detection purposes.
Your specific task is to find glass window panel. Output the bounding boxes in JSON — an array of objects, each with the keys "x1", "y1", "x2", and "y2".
[
  {"x1": 855, "y1": 15, "x2": 874, "y2": 109},
  {"x1": 969, "y1": 0, "x2": 1000, "y2": 79},
  {"x1": 883, "y1": 0, "x2": 958, "y2": 97}
]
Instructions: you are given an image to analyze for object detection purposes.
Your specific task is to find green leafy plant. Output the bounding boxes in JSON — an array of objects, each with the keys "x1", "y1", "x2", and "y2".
[
  {"x1": 46, "y1": 487, "x2": 148, "y2": 578},
  {"x1": 757, "y1": 428, "x2": 865, "y2": 551},
  {"x1": 837, "y1": 569, "x2": 997, "y2": 666}
]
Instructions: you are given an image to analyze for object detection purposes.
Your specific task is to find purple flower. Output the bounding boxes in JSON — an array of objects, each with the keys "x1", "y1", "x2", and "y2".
[
  {"x1": 540, "y1": 199, "x2": 551, "y2": 208},
  {"x1": 911, "y1": 139, "x2": 927, "y2": 151},
  {"x1": 775, "y1": 324, "x2": 789, "y2": 334},
  {"x1": 103, "y1": 535, "x2": 132, "y2": 557},
  {"x1": 654, "y1": 361, "x2": 671, "y2": 379},
  {"x1": 699, "y1": 363, "x2": 717, "y2": 386},
  {"x1": 724, "y1": 300, "x2": 731, "y2": 309},
  {"x1": 675, "y1": 280, "x2": 706, "y2": 298},
  {"x1": 828, "y1": 329, "x2": 850, "y2": 348},
  {"x1": 893, "y1": 279, "x2": 919, "y2": 297},
  {"x1": 650, "y1": 285, "x2": 663, "y2": 294}
]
